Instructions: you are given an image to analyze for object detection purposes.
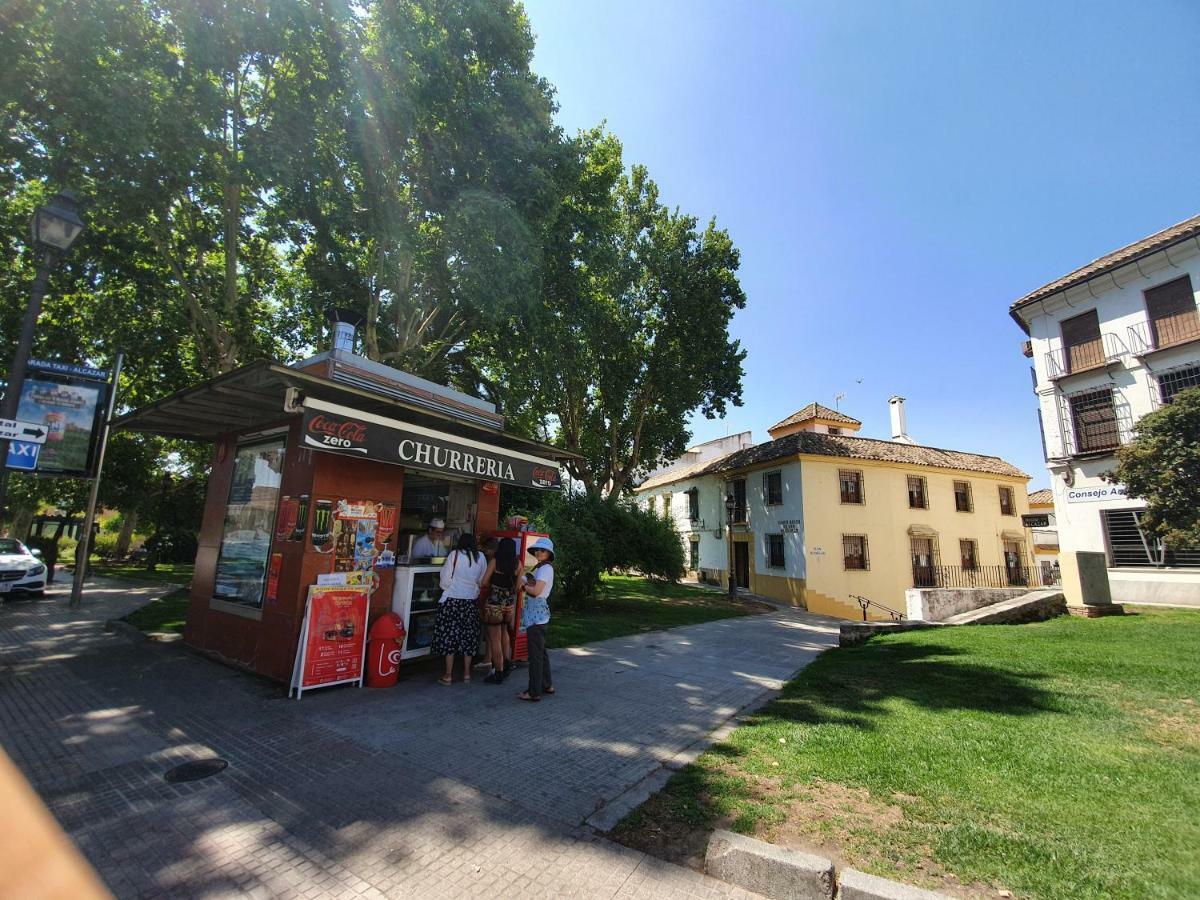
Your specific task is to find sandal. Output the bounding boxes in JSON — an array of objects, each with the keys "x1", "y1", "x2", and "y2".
[
  {"x1": 462, "y1": 675, "x2": 471, "y2": 684},
  {"x1": 517, "y1": 691, "x2": 541, "y2": 702},
  {"x1": 544, "y1": 686, "x2": 555, "y2": 695},
  {"x1": 438, "y1": 675, "x2": 453, "y2": 686}
]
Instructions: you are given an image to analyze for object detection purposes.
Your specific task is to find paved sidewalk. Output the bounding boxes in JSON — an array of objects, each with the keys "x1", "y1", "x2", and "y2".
[{"x1": 0, "y1": 579, "x2": 840, "y2": 899}]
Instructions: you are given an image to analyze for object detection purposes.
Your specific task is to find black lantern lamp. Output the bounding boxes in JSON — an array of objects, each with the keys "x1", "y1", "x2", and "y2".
[{"x1": 30, "y1": 190, "x2": 86, "y2": 256}]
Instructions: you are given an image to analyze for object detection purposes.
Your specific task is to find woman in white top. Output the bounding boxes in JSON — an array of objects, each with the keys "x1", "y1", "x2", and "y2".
[{"x1": 432, "y1": 533, "x2": 488, "y2": 684}]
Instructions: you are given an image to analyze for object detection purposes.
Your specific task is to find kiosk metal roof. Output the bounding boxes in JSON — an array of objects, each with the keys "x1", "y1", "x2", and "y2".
[{"x1": 113, "y1": 359, "x2": 579, "y2": 463}]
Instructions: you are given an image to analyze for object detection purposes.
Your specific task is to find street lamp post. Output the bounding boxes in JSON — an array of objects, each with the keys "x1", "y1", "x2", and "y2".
[
  {"x1": 724, "y1": 492, "x2": 736, "y2": 599},
  {"x1": 0, "y1": 191, "x2": 87, "y2": 528}
]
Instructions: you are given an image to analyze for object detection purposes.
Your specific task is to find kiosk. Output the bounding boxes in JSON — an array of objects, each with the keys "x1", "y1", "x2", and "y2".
[{"x1": 114, "y1": 320, "x2": 573, "y2": 684}]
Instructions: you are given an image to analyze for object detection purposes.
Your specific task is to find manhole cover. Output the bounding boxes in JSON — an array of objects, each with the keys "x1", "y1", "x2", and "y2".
[{"x1": 164, "y1": 759, "x2": 228, "y2": 783}]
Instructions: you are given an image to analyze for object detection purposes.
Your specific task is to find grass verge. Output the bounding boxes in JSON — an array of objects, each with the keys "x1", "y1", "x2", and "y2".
[
  {"x1": 548, "y1": 574, "x2": 762, "y2": 648},
  {"x1": 610, "y1": 606, "x2": 1200, "y2": 899},
  {"x1": 85, "y1": 560, "x2": 195, "y2": 585},
  {"x1": 121, "y1": 587, "x2": 191, "y2": 634}
]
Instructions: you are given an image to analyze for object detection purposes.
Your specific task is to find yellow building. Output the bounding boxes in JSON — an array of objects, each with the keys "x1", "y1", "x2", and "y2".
[{"x1": 637, "y1": 402, "x2": 1034, "y2": 621}]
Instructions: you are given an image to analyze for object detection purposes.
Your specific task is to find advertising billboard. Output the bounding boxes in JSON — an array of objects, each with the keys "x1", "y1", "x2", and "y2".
[{"x1": 7, "y1": 360, "x2": 109, "y2": 477}]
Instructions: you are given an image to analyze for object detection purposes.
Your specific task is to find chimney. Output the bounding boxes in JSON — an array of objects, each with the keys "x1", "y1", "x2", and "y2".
[
  {"x1": 327, "y1": 307, "x2": 364, "y2": 354},
  {"x1": 889, "y1": 395, "x2": 915, "y2": 444}
]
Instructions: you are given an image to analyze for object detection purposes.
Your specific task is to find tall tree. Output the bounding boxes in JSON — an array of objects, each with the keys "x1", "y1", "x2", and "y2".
[
  {"x1": 468, "y1": 129, "x2": 746, "y2": 498},
  {"x1": 271, "y1": 0, "x2": 561, "y2": 382}
]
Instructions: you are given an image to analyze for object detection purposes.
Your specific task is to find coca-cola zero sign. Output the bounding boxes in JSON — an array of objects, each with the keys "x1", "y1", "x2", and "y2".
[{"x1": 300, "y1": 407, "x2": 561, "y2": 491}]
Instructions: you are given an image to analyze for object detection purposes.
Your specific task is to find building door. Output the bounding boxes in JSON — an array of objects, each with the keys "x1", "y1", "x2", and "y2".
[
  {"x1": 911, "y1": 537, "x2": 936, "y2": 587},
  {"x1": 734, "y1": 541, "x2": 750, "y2": 590},
  {"x1": 1004, "y1": 540, "x2": 1026, "y2": 586}
]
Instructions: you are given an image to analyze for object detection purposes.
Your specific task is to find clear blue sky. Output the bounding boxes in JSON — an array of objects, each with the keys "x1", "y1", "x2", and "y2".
[{"x1": 522, "y1": 0, "x2": 1200, "y2": 489}]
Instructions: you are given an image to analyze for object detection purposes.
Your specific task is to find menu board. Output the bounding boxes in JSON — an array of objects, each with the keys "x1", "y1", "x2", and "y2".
[{"x1": 290, "y1": 585, "x2": 369, "y2": 698}]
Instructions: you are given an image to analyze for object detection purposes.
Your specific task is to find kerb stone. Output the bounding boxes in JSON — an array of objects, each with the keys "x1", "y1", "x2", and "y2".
[
  {"x1": 704, "y1": 829, "x2": 833, "y2": 899},
  {"x1": 839, "y1": 867, "x2": 951, "y2": 900}
]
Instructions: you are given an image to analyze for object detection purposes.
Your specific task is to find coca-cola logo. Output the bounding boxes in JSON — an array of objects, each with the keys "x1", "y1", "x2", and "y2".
[
  {"x1": 305, "y1": 414, "x2": 369, "y2": 453},
  {"x1": 531, "y1": 465, "x2": 559, "y2": 488}
]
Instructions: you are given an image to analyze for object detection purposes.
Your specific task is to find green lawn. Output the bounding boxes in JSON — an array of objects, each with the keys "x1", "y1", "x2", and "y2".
[
  {"x1": 548, "y1": 575, "x2": 759, "y2": 648},
  {"x1": 612, "y1": 607, "x2": 1200, "y2": 899},
  {"x1": 85, "y1": 560, "x2": 195, "y2": 585},
  {"x1": 121, "y1": 588, "x2": 191, "y2": 634}
]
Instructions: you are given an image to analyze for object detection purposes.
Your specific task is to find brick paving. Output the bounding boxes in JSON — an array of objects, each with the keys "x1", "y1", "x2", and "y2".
[{"x1": 0, "y1": 578, "x2": 840, "y2": 898}]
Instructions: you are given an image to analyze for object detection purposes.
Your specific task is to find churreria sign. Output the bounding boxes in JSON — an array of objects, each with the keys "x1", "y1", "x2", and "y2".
[{"x1": 300, "y1": 407, "x2": 562, "y2": 491}]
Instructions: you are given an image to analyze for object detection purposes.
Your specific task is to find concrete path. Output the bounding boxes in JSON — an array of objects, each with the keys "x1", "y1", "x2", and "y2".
[{"x1": 0, "y1": 578, "x2": 839, "y2": 899}]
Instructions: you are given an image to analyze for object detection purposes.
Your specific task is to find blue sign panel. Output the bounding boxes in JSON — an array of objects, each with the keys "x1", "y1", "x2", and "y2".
[{"x1": 6, "y1": 440, "x2": 40, "y2": 471}]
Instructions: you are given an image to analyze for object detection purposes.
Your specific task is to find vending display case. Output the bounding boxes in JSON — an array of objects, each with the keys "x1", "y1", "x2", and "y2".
[{"x1": 391, "y1": 565, "x2": 443, "y2": 659}]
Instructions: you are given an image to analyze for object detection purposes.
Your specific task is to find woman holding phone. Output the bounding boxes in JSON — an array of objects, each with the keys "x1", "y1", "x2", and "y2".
[{"x1": 517, "y1": 537, "x2": 555, "y2": 702}]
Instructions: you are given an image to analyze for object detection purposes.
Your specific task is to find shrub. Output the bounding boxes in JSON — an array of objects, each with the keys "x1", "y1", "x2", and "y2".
[
  {"x1": 91, "y1": 531, "x2": 121, "y2": 559},
  {"x1": 513, "y1": 492, "x2": 685, "y2": 605}
]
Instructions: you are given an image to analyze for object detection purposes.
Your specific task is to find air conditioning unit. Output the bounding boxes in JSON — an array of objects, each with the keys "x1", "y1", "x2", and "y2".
[{"x1": 1021, "y1": 340, "x2": 1033, "y2": 358}]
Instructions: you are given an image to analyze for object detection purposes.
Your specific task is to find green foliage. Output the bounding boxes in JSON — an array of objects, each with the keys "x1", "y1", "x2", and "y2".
[
  {"x1": 518, "y1": 492, "x2": 686, "y2": 606},
  {"x1": 1109, "y1": 387, "x2": 1200, "y2": 547},
  {"x1": 466, "y1": 128, "x2": 746, "y2": 497}
]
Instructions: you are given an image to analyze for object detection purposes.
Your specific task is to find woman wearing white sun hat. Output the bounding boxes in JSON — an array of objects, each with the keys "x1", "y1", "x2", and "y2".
[{"x1": 517, "y1": 536, "x2": 555, "y2": 702}]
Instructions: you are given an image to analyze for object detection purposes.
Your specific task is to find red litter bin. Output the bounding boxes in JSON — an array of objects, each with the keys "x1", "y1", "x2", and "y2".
[{"x1": 367, "y1": 613, "x2": 405, "y2": 688}]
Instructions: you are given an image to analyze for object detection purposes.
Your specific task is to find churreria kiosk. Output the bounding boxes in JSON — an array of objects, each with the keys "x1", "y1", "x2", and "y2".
[{"x1": 114, "y1": 318, "x2": 574, "y2": 684}]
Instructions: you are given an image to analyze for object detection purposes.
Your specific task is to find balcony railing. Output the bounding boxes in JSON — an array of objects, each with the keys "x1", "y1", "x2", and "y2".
[
  {"x1": 1044, "y1": 332, "x2": 1127, "y2": 379},
  {"x1": 910, "y1": 564, "x2": 1060, "y2": 589},
  {"x1": 1128, "y1": 313, "x2": 1200, "y2": 355}
]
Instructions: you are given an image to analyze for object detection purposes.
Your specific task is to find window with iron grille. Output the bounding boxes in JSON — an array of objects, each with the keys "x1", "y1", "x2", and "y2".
[
  {"x1": 999, "y1": 485, "x2": 1016, "y2": 515},
  {"x1": 839, "y1": 469, "x2": 864, "y2": 504},
  {"x1": 763, "y1": 470, "x2": 783, "y2": 506},
  {"x1": 828, "y1": 427, "x2": 841, "y2": 435},
  {"x1": 953, "y1": 480, "x2": 973, "y2": 512},
  {"x1": 843, "y1": 534, "x2": 869, "y2": 570},
  {"x1": 1145, "y1": 275, "x2": 1199, "y2": 350},
  {"x1": 689, "y1": 538, "x2": 700, "y2": 571},
  {"x1": 1159, "y1": 363, "x2": 1200, "y2": 405},
  {"x1": 960, "y1": 539, "x2": 979, "y2": 570},
  {"x1": 766, "y1": 533, "x2": 785, "y2": 568},
  {"x1": 1068, "y1": 387, "x2": 1120, "y2": 454},
  {"x1": 732, "y1": 478, "x2": 747, "y2": 523},
  {"x1": 1101, "y1": 508, "x2": 1200, "y2": 568},
  {"x1": 907, "y1": 475, "x2": 928, "y2": 509},
  {"x1": 687, "y1": 488, "x2": 700, "y2": 522},
  {"x1": 1060, "y1": 309, "x2": 1104, "y2": 374}
]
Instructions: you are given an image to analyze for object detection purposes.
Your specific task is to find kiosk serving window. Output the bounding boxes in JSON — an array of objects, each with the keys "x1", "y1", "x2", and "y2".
[{"x1": 213, "y1": 438, "x2": 286, "y2": 609}]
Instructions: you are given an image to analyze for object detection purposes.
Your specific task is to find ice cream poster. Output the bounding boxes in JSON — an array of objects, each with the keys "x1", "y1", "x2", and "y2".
[{"x1": 15, "y1": 376, "x2": 104, "y2": 475}]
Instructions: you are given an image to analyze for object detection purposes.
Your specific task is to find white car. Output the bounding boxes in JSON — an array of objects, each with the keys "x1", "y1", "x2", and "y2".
[{"x1": 0, "y1": 538, "x2": 48, "y2": 598}]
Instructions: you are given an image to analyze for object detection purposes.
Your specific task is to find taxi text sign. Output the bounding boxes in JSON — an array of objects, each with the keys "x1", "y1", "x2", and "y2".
[{"x1": 290, "y1": 585, "x2": 369, "y2": 699}]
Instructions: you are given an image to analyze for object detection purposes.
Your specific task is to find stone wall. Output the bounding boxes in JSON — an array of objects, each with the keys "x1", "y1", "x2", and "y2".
[{"x1": 905, "y1": 586, "x2": 1033, "y2": 622}]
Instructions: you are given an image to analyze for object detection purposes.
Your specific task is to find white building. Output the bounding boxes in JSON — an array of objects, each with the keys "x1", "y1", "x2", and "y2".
[{"x1": 1010, "y1": 214, "x2": 1200, "y2": 606}]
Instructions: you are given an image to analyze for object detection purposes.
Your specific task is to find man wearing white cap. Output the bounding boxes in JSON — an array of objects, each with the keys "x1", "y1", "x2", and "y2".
[{"x1": 412, "y1": 518, "x2": 451, "y2": 559}]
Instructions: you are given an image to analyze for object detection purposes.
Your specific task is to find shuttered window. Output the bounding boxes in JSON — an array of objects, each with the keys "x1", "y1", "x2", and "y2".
[
  {"x1": 839, "y1": 470, "x2": 864, "y2": 504},
  {"x1": 763, "y1": 471, "x2": 783, "y2": 506},
  {"x1": 907, "y1": 475, "x2": 927, "y2": 509},
  {"x1": 999, "y1": 486, "x2": 1016, "y2": 515},
  {"x1": 843, "y1": 534, "x2": 869, "y2": 570},
  {"x1": 1159, "y1": 364, "x2": 1200, "y2": 405},
  {"x1": 766, "y1": 534, "x2": 785, "y2": 568},
  {"x1": 1069, "y1": 387, "x2": 1120, "y2": 454},
  {"x1": 1145, "y1": 275, "x2": 1199, "y2": 350},
  {"x1": 1061, "y1": 309, "x2": 1104, "y2": 374},
  {"x1": 953, "y1": 481, "x2": 973, "y2": 512}
]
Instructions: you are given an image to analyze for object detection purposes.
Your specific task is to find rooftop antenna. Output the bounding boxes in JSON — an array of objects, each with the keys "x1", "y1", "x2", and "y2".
[{"x1": 834, "y1": 391, "x2": 845, "y2": 410}]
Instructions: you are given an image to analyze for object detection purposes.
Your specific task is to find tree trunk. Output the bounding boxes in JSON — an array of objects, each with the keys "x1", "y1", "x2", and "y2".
[
  {"x1": 10, "y1": 507, "x2": 34, "y2": 541},
  {"x1": 116, "y1": 510, "x2": 139, "y2": 558}
]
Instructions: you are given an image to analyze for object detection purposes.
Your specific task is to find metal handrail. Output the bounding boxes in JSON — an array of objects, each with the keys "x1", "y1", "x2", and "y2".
[{"x1": 849, "y1": 594, "x2": 905, "y2": 622}]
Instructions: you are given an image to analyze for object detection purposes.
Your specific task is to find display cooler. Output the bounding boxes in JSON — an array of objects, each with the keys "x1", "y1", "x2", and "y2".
[
  {"x1": 391, "y1": 565, "x2": 443, "y2": 660},
  {"x1": 494, "y1": 530, "x2": 549, "y2": 663}
]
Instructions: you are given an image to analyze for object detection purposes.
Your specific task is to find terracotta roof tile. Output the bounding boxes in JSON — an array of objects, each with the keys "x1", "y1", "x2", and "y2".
[
  {"x1": 1028, "y1": 488, "x2": 1053, "y2": 505},
  {"x1": 1011, "y1": 214, "x2": 1200, "y2": 315},
  {"x1": 636, "y1": 453, "x2": 733, "y2": 492},
  {"x1": 768, "y1": 402, "x2": 861, "y2": 432},
  {"x1": 706, "y1": 432, "x2": 1028, "y2": 479}
]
